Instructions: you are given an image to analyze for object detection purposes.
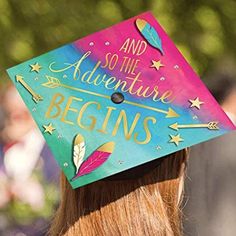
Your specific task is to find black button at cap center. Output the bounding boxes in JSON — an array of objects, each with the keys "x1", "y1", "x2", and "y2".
[{"x1": 111, "y1": 92, "x2": 124, "y2": 104}]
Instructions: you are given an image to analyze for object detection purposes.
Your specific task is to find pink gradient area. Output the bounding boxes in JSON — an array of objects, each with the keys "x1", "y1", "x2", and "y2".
[{"x1": 73, "y1": 12, "x2": 235, "y2": 130}]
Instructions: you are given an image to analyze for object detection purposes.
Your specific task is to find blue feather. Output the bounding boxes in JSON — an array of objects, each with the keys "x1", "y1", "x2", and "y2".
[{"x1": 136, "y1": 19, "x2": 164, "y2": 55}]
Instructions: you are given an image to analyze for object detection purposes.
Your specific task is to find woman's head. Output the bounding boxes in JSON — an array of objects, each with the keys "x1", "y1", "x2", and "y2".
[{"x1": 49, "y1": 149, "x2": 188, "y2": 236}]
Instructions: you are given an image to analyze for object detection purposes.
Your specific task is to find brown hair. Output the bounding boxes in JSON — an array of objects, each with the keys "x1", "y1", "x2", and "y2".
[{"x1": 49, "y1": 149, "x2": 188, "y2": 236}]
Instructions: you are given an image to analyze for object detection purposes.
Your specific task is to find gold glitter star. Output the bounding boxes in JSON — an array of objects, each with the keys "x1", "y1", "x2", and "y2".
[
  {"x1": 43, "y1": 123, "x2": 55, "y2": 135},
  {"x1": 150, "y1": 60, "x2": 164, "y2": 71},
  {"x1": 169, "y1": 134, "x2": 184, "y2": 146},
  {"x1": 189, "y1": 97, "x2": 204, "y2": 109},
  {"x1": 30, "y1": 62, "x2": 42, "y2": 73}
]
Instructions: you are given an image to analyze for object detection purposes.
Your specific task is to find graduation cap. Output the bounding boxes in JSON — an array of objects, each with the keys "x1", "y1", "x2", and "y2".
[{"x1": 7, "y1": 12, "x2": 235, "y2": 188}]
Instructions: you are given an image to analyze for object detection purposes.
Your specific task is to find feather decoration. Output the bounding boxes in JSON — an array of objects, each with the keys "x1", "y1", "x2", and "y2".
[
  {"x1": 136, "y1": 18, "x2": 164, "y2": 55},
  {"x1": 72, "y1": 142, "x2": 115, "y2": 180},
  {"x1": 73, "y1": 134, "x2": 86, "y2": 174}
]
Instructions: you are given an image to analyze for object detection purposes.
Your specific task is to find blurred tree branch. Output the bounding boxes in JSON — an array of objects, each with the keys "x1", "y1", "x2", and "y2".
[{"x1": 0, "y1": 0, "x2": 235, "y2": 86}]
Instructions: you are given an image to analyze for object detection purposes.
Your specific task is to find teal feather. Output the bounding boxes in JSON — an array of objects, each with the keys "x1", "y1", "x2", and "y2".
[{"x1": 136, "y1": 19, "x2": 164, "y2": 55}]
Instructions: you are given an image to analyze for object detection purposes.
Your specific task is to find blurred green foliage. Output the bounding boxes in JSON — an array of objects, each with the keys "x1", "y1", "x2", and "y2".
[{"x1": 0, "y1": 0, "x2": 236, "y2": 86}]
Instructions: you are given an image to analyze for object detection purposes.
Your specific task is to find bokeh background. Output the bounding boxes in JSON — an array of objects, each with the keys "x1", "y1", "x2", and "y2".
[
  {"x1": 1, "y1": 0, "x2": 236, "y2": 85},
  {"x1": 0, "y1": 1, "x2": 235, "y2": 235}
]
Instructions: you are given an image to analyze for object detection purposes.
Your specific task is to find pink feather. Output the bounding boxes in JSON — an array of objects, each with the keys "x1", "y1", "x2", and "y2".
[{"x1": 72, "y1": 142, "x2": 115, "y2": 180}]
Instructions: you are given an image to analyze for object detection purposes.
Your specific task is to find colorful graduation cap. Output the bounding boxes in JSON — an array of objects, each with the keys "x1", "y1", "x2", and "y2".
[{"x1": 7, "y1": 12, "x2": 235, "y2": 188}]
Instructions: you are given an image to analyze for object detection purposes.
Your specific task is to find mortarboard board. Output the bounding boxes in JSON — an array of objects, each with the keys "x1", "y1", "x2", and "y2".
[{"x1": 7, "y1": 12, "x2": 236, "y2": 188}]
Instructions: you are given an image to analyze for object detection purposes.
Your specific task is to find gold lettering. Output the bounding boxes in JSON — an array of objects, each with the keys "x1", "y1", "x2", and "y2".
[
  {"x1": 101, "y1": 52, "x2": 111, "y2": 68},
  {"x1": 114, "y1": 79, "x2": 128, "y2": 91},
  {"x1": 112, "y1": 110, "x2": 141, "y2": 140},
  {"x1": 49, "y1": 51, "x2": 91, "y2": 80},
  {"x1": 81, "y1": 61, "x2": 101, "y2": 84},
  {"x1": 119, "y1": 38, "x2": 147, "y2": 55},
  {"x1": 119, "y1": 38, "x2": 130, "y2": 53},
  {"x1": 134, "y1": 116, "x2": 156, "y2": 145},
  {"x1": 61, "y1": 96, "x2": 82, "y2": 125},
  {"x1": 120, "y1": 56, "x2": 129, "y2": 72},
  {"x1": 136, "y1": 41, "x2": 147, "y2": 56},
  {"x1": 159, "y1": 91, "x2": 176, "y2": 104},
  {"x1": 48, "y1": 51, "x2": 176, "y2": 105},
  {"x1": 104, "y1": 77, "x2": 117, "y2": 89},
  {"x1": 77, "y1": 101, "x2": 101, "y2": 130},
  {"x1": 130, "y1": 59, "x2": 140, "y2": 75},
  {"x1": 97, "y1": 106, "x2": 116, "y2": 133},
  {"x1": 45, "y1": 93, "x2": 64, "y2": 119}
]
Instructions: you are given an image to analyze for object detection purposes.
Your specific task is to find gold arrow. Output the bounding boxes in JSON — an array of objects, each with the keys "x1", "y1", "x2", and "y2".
[
  {"x1": 42, "y1": 75, "x2": 179, "y2": 118},
  {"x1": 16, "y1": 75, "x2": 43, "y2": 103},
  {"x1": 169, "y1": 121, "x2": 219, "y2": 131},
  {"x1": 123, "y1": 100, "x2": 179, "y2": 118}
]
